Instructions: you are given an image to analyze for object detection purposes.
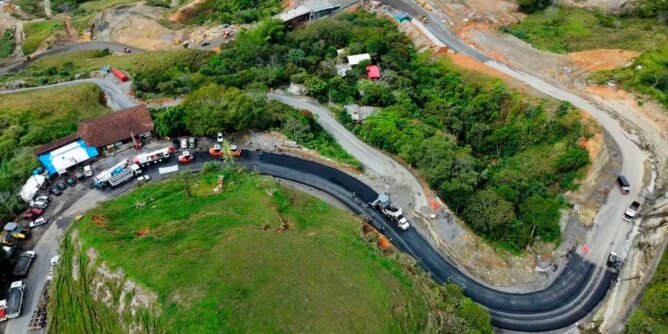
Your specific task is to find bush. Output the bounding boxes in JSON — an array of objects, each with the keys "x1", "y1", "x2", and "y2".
[
  {"x1": 0, "y1": 28, "x2": 15, "y2": 58},
  {"x1": 517, "y1": 0, "x2": 552, "y2": 13}
]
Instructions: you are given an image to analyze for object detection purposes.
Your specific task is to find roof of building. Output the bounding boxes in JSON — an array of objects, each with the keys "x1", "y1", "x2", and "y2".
[
  {"x1": 34, "y1": 133, "x2": 80, "y2": 156},
  {"x1": 79, "y1": 105, "x2": 154, "y2": 147},
  {"x1": 347, "y1": 53, "x2": 371, "y2": 65},
  {"x1": 366, "y1": 65, "x2": 381, "y2": 79}
]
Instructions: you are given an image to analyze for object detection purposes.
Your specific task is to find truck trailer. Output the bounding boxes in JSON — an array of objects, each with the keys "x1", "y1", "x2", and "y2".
[
  {"x1": 94, "y1": 159, "x2": 130, "y2": 188},
  {"x1": 6, "y1": 281, "x2": 25, "y2": 319},
  {"x1": 108, "y1": 164, "x2": 142, "y2": 187},
  {"x1": 132, "y1": 146, "x2": 175, "y2": 167}
]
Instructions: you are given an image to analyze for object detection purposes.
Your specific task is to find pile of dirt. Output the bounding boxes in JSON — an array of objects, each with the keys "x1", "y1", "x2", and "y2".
[{"x1": 568, "y1": 49, "x2": 640, "y2": 71}]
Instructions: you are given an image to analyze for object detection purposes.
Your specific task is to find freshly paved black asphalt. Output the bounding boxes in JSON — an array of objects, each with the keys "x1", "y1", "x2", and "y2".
[{"x1": 235, "y1": 151, "x2": 618, "y2": 332}]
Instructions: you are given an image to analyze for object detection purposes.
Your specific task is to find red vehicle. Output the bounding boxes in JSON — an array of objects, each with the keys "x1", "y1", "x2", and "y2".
[
  {"x1": 178, "y1": 151, "x2": 194, "y2": 164},
  {"x1": 23, "y1": 208, "x2": 44, "y2": 220},
  {"x1": 209, "y1": 145, "x2": 223, "y2": 157},
  {"x1": 111, "y1": 68, "x2": 129, "y2": 82}
]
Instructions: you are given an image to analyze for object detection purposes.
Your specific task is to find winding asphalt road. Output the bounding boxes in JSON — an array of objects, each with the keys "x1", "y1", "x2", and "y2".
[
  {"x1": 0, "y1": 6, "x2": 652, "y2": 332},
  {"x1": 237, "y1": 151, "x2": 618, "y2": 331}
]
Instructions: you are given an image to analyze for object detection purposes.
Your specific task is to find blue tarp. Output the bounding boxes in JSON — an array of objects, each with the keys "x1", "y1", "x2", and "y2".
[{"x1": 38, "y1": 139, "x2": 99, "y2": 175}]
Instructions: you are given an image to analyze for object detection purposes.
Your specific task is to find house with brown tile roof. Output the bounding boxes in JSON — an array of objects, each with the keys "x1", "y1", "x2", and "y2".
[{"x1": 78, "y1": 104, "x2": 154, "y2": 148}]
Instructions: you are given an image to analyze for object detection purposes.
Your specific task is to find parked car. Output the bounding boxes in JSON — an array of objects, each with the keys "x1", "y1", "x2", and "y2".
[
  {"x1": 180, "y1": 138, "x2": 188, "y2": 149},
  {"x1": 29, "y1": 217, "x2": 48, "y2": 228},
  {"x1": 66, "y1": 178, "x2": 76, "y2": 186},
  {"x1": 189, "y1": 137, "x2": 197, "y2": 149},
  {"x1": 23, "y1": 208, "x2": 44, "y2": 220},
  {"x1": 50, "y1": 188, "x2": 62, "y2": 196},
  {"x1": 35, "y1": 195, "x2": 48, "y2": 202},
  {"x1": 29, "y1": 200, "x2": 47, "y2": 209},
  {"x1": 75, "y1": 171, "x2": 85, "y2": 180},
  {"x1": 217, "y1": 132, "x2": 224, "y2": 143},
  {"x1": 56, "y1": 182, "x2": 67, "y2": 191},
  {"x1": 50, "y1": 255, "x2": 59, "y2": 266},
  {"x1": 83, "y1": 165, "x2": 93, "y2": 177}
]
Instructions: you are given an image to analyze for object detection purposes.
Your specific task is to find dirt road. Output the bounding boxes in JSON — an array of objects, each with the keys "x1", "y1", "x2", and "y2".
[{"x1": 0, "y1": 77, "x2": 138, "y2": 110}]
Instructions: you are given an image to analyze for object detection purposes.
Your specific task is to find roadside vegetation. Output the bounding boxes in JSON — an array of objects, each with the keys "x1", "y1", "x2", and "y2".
[
  {"x1": 0, "y1": 28, "x2": 16, "y2": 59},
  {"x1": 502, "y1": 3, "x2": 668, "y2": 108},
  {"x1": 0, "y1": 84, "x2": 110, "y2": 220},
  {"x1": 1, "y1": 49, "x2": 211, "y2": 89},
  {"x1": 180, "y1": 0, "x2": 282, "y2": 25},
  {"x1": 624, "y1": 247, "x2": 668, "y2": 333},
  {"x1": 153, "y1": 84, "x2": 360, "y2": 167},
  {"x1": 15, "y1": 0, "x2": 47, "y2": 17},
  {"x1": 166, "y1": 12, "x2": 589, "y2": 250},
  {"x1": 22, "y1": 19, "x2": 66, "y2": 54},
  {"x1": 49, "y1": 169, "x2": 492, "y2": 333}
]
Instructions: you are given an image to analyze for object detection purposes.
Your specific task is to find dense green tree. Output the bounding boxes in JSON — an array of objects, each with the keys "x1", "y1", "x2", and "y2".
[
  {"x1": 154, "y1": 107, "x2": 187, "y2": 138},
  {"x1": 517, "y1": 0, "x2": 552, "y2": 13},
  {"x1": 463, "y1": 189, "x2": 515, "y2": 238}
]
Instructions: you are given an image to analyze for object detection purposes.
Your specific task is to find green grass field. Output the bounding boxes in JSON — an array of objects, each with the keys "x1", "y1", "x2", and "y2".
[
  {"x1": 48, "y1": 169, "x2": 491, "y2": 333},
  {"x1": 22, "y1": 20, "x2": 65, "y2": 54},
  {"x1": 502, "y1": 6, "x2": 668, "y2": 53}
]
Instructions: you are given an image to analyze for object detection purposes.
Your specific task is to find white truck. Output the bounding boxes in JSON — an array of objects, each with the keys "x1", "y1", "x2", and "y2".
[
  {"x1": 623, "y1": 201, "x2": 640, "y2": 222},
  {"x1": 6, "y1": 281, "x2": 25, "y2": 319},
  {"x1": 94, "y1": 159, "x2": 130, "y2": 188},
  {"x1": 108, "y1": 164, "x2": 142, "y2": 188},
  {"x1": 372, "y1": 195, "x2": 411, "y2": 231},
  {"x1": 132, "y1": 146, "x2": 175, "y2": 167},
  {"x1": 381, "y1": 206, "x2": 411, "y2": 231}
]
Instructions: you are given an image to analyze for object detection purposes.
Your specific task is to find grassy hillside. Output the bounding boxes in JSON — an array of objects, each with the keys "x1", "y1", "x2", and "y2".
[
  {"x1": 22, "y1": 20, "x2": 65, "y2": 54},
  {"x1": 624, "y1": 246, "x2": 668, "y2": 333},
  {"x1": 49, "y1": 169, "x2": 492, "y2": 333},
  {"x1": 0, "y1": 84, "x2": 110, "y2": 218},
  {"x1": 501, "y1": 6, "x2": 668, "y2": 53}
]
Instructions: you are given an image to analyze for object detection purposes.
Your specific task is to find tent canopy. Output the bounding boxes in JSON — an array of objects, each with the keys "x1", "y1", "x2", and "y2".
[{"x1": 20, "y1": 174, "x2": 46, "y2": 202}]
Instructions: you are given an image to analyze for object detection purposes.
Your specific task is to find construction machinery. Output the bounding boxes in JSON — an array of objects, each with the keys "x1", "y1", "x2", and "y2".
[
  {"x1": 179, "y1": 151, "x2": 194, "y2": 164},
  {"x1": 209, "y1": 144, "x2": 223, "y2": 157}
]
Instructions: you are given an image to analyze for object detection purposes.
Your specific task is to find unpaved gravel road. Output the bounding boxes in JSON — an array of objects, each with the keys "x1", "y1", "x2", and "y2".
[
  {"x1": 0, "y1": 77, "x2": 138, "y2": 110},
  {"x1": 267, "y1": 93, "x2": 429, "y2": 210}
]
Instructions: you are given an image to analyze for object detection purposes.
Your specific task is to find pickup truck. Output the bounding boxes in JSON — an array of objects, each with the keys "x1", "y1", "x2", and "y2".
[
  {"x1": 6, "y1": 281, "x2": 25, "y2": 319},
  {"x1": 623, "y1": 201, "x2": 641, "y2": 222},
  {"x1": 12, "y1": 251, "x2": 35, "y2": 277}
]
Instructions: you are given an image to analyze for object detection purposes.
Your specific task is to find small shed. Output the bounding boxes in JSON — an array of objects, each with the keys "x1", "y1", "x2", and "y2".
[
  {"x1": 345, "y1": 104, "x2": 378, "y2": 123},
  {"x1": 366, "y1": 65, "x2": 381, "y2": 79},
  {"x1": 335, "y1": 64, "x2": 352, "y2": 76}
]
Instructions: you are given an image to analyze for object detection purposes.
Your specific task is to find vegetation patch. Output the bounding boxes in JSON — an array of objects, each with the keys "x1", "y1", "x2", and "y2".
[
  {"x1": 22, "y1": 19, "x2": 66, "y2": 54},
  {"x1": 589, "y1": 46, "x2": 668, "y2": 108},
  {"x1": 14, "y1": 0, "x2": 47, "y2": 17},
  {"x1": 502, "y1": 4, "x2": 668, "y2": 108},
  {"x1": 501, "y1": 6, "x2": 668, "y2": 53},
  {"x1": 0, "y1": 84, "x2": 110, "y2": 220},
  {"x1": 49, "y1": 169, "x2": 492, "y2": 333},
  {"x1": 0, "y1": 28, "x2": 16, "y2": 59},
  {"x1": 177, "y1": 0, "x2": 282, "y2": 25},
  {"x1": 624, "y1": 247, "x2": 668, "y2": 333},
  {"x1": 186, "y1": 12, "x2": 590, "y2": 249}
]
